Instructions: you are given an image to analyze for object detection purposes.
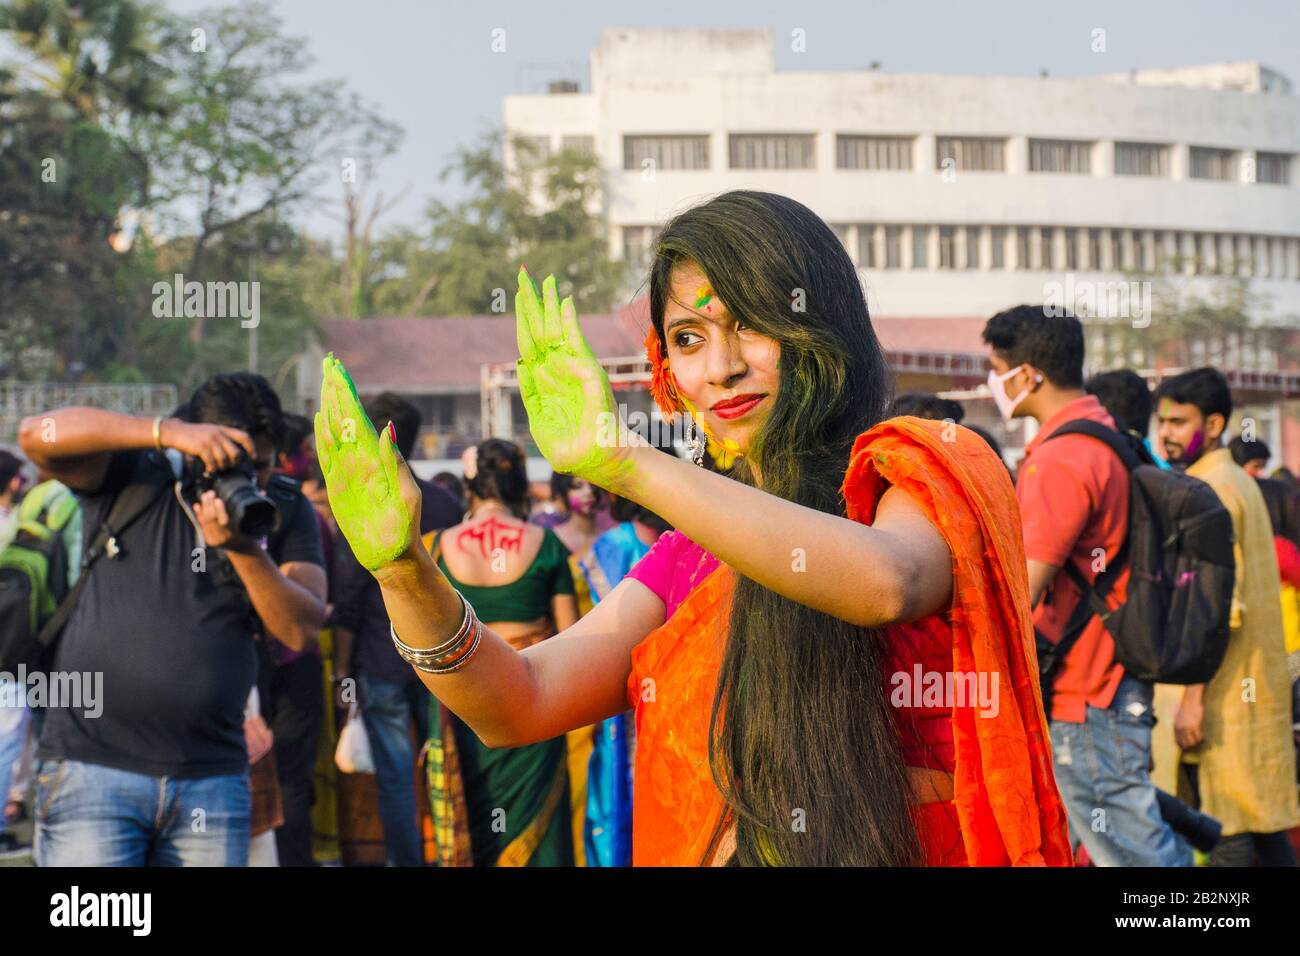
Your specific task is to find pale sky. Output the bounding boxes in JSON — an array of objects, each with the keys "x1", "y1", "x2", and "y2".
[{"x1": 158, "y1": 0, "x2": 1300, "y2": 242}]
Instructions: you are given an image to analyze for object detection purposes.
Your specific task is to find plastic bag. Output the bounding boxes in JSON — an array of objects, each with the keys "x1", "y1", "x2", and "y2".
[{"x1": 334, "y1": 702, "x2": 374, "y2": 774}]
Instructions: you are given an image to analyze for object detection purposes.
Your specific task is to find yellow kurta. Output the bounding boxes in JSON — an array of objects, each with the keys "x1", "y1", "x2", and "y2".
[{"x1": 1157, "y1": 447, "x2": 1300, "y2": 835}]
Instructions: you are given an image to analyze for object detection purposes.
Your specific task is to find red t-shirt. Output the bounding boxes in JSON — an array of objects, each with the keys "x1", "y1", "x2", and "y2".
[{"x1": 1017, "y1": 394, "x2": 1130, "y2": 723}]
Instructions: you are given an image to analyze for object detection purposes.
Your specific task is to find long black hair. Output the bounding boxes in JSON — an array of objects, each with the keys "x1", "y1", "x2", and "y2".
[{"x1": 647, "y1": 191, "x2": 918, "y2": 865}]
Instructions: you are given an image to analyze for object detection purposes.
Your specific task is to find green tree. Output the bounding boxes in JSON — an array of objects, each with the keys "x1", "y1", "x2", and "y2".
[
  {"x1": 0, "y1": 67, "x2": 150, "y2": 379},
  {"x1": 0, "y1": 1, "x2": 172, "y2": 380},
  {"x1": 1088, "y1": 273, "x2": 1280, "y2": 372},
  {"x1": 368, "y1": 131, "x2": 627, "y2": 317},
  {"x1": 0, "y1": 0, "x2": 170, "y2": 122},
  {"x1": 133, "y1": 1, "x2": 400, "y2": 381}
]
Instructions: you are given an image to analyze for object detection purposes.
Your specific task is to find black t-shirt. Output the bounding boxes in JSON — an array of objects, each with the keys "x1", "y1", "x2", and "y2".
[{"x1": 38, "y1": 450, "x2": 324, "y2": 778}]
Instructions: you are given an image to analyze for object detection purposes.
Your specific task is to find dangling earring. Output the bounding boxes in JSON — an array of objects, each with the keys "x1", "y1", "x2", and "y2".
[{"x1": 686, "y1": 415, "x2": 707, "y2": 467}]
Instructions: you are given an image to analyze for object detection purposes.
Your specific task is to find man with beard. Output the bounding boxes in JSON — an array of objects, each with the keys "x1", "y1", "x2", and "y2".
[{"x1": 1155, "y1": 367, "x2": 1299, "y2": 866}]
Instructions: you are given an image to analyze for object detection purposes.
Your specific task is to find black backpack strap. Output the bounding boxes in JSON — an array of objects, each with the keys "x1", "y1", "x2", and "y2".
[
  {"x1": 1038, "y1": 418, "x2": 1138, "y2": 669},
  {"x1": 1043, "y1": 418, "x2": 1146, "y2": 471},
  {"x1": 35, "y1": 470, "x2": 173, "y2": 648}
]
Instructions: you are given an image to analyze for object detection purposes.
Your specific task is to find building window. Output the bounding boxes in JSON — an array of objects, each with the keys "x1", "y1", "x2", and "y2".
[
  {"x1": 990, "y1": 227, "x2": 1006, "y2": 269},
  {"x1": 830, "y1": 223, "x2": 851, "y2": 253},
  {"x1": 1109, "y1": 230, "x2": 1124, "y2": 271},
  {"x1": 1064, "y1": 228, "x2": 1079, "y2": 270},
  {"x1": 964, "y1": 227, "x2": 980, "y2": 268},
  {"x1": 1016, "y1": 227, "x2": 1031, "y2": 270},
  {"x1": 1197, "y1": 233, "x2": 1214, "y2": 275},
  {"x1": 515, "y1": 135, "x2": 552, "y2": 162},
  {"x1": 859, "y1": 226, "x2": 877, "y2": 269},
  {"x1": 1236, "y1": 235, "x2": 1253, "y2": 277},
  {"x1": 1135, "y1": 231, "x2": 1151, "y2": 272},
  {"x1": 1153, "y1": 231, "x2": 1167, "y2": 273},
  {"x1": 729, "y1": 134, "x2": 816, "y2": 170},
  {"x1": 1040, "y1": 227, "x2": 1056, "y2": 271},
  {"x1": 836, "y1": 135, "x2": 913, "y2": 170},
  {"x1": 1252, "y1": 236, "x2": 1266, "y2": 277},
  {"x1": 1115, "y1": 142, "x2": 1169, "y2": 177},
  {"x1": 911, "y1": 226, "x2": 930, "y2": 268},
  {"x1": 884, "y1": 226, "x2": 902, "y2": 269},
  {"x1": 1028, "y1": 139, "x2": 1092, "y2": 174},
  {"x1": 560, "y1": 135, "x2": 595, "y2": 156},
  {"x1": 936, "y1": 136, "x2": 1006, "y2": 172},
  {"x1": 1190, "y1": 146, "x2": 1237, "y2": 181},
  {"x1": 1217, "y1": 234, "x2": 1234, "y2": 275},
  {"x1": 622, "y1": 135, "x2": 710, "y2": 171},
  {"x1": 622, "y1": 226, "x2": 656, "y2": 272},
  {"x1": 938, "y1": 227, "x2": 956, "y2": 269},
  {"x1": 1257, "y1": 152, "x2": 1292, "y2": 185},
  {"x1": 1088, "y1": 229, "x2": 1102, "y2": 271}
]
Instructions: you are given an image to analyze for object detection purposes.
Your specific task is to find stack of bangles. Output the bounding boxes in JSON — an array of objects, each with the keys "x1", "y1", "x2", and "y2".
[{"x1": 390, "y1": 589, "x2": 483, "y2": 674}]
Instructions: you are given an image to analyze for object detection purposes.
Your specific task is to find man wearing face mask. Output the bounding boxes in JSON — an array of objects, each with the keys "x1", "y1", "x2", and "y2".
[
  {"x1": 1155, "y1": 368, "x2": 1299, "y2": 866},
  {"x1": 982, "y1": 305, "x2": 1190, "y2": 866}
]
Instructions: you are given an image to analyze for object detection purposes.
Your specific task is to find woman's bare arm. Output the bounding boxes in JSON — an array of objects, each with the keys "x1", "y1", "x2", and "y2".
[
  {"x1": 612, "y1": 450, "x2": 953, "y2": 628},
  {"x1": 376, "y1": 546, "x2": 664, "y2": 747},
  {"x1": 551, "y1": 592, "x2": 579, "y2": 632}
]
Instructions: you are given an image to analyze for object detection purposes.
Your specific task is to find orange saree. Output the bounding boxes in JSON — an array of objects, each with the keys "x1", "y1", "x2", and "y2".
[{"x1": 625, "y1": 417, "x2": 1072, "y2": 866}]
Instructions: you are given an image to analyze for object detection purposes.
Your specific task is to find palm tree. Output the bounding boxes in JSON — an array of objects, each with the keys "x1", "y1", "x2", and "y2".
[{"x1": 0, "y1": 0, "x2": 169, "y2": 122}]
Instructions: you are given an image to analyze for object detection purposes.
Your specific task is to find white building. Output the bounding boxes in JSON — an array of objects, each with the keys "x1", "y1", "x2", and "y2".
[{"x1": 504, "y1": 28, "x2": 1300, "y2": 467}]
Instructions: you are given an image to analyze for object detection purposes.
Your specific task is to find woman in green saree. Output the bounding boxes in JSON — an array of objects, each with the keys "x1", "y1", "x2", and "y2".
[{"x1": 422, "y1": 438, "x2": 579, "y2": 865}]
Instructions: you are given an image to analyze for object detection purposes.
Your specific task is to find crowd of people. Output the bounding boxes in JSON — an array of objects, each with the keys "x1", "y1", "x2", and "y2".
[{"x1": 2, "y1": 189, "x2": 1298, "y2": 866}]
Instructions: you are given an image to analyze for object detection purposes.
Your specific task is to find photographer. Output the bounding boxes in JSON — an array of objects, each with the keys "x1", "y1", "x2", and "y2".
[{"x1": 18, "y1": 373, "x2": 327, "y2": 867}]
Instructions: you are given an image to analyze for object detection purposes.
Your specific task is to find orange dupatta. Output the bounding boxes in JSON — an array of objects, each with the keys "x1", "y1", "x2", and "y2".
[{"x1": 626, "y1": 417, "x2": 1071, "y2": 866}]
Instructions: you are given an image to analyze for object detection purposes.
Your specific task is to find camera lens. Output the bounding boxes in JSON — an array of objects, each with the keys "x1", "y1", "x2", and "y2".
[{"x1": 212, "y1": 468, "x2": 280, "y2": 539}]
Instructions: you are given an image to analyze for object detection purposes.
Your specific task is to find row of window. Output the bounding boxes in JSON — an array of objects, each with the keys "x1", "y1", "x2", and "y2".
[
  {"x1": 609, "y1": 133, "x2": 1293, "y2": 183},
  {"x1": 622, "y1": 224, "x2": 1300, "y2": 279},
  {"x1": 1089, "y1": 329, "x2": 1283, "y2": 374}
]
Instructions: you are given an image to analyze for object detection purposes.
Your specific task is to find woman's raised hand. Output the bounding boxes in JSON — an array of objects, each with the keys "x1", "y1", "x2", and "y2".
[
  {"x1": 515, "y1": 267, "x2": 636, "y2": 491},
  {"x1": 315, "y1": 354, "x2": 422, "y2": 571}
]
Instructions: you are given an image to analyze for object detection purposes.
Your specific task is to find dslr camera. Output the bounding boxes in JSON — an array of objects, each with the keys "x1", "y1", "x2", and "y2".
[{"x1": 186, "y1": 456, "x2": 281, "y2": 539}]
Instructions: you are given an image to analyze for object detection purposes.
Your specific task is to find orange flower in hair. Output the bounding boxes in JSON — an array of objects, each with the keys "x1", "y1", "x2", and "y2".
[{"x1": 646, "y1": 325, "x2": 683, "y2": 417}]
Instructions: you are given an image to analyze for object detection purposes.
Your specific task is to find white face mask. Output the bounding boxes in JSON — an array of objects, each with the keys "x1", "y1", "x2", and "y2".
[{"x1": 987, "y1": 364, "x2": 1038, "y2": 421}]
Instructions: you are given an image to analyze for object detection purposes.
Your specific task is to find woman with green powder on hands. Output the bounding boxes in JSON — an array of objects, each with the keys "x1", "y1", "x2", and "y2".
[{"x1": 316, "y1": 190, "x2": 1069, "y2": 867}]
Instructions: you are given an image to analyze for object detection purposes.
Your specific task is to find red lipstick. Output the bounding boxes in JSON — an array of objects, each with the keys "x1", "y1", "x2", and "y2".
[{"x1": 710, "y1": 393, "x2": 766, "y2": 420}]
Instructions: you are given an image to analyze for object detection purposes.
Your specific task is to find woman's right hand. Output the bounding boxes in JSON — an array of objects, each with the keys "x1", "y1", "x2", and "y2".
[
  {"x1": 315, "y1": 354, "x2": 422, "y2": 572},
  {"x1": 515, "y1": 268, "x2": 640, "y2": 494}
]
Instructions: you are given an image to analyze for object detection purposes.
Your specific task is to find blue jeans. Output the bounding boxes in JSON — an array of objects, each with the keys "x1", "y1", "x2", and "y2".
[
  {"x1": 1049, "y1": 675, "x2": 1192, "y2": 867},
  {"x1": 357, "y1": 672, "x2": 431, "y2": 866},
  {"x1": 0, "y1": 680, "x2": 30, "y2": 837},
  {"x1": 34, "y1": 758, "x2": 250, "y2": 866}
]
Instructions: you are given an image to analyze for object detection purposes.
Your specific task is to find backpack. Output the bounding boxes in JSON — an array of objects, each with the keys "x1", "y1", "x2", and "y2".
[
  {"x1": 1036, "y1": 420, "x2": 1235, "y2": 694},
  {"x1": 0, "y1": 482, "x2": 80, "y2": 669},
  {"x1": 0, "y1": 472, "x2": 169, "y2": 673}
]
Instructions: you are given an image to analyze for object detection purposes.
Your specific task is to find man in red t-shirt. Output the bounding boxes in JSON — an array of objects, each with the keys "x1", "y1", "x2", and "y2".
[{"x1": 983, "y1": 305, "x2": 1190, "y2": 867}]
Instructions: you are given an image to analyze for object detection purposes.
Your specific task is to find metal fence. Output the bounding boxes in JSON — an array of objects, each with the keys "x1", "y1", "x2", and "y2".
[{"x1": 0, "y1": 383, "x2": 180, "y2": 442}]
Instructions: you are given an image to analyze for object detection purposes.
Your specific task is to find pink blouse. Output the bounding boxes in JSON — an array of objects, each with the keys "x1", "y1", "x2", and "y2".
[{"x1": 625, "y1": 530, "x2": 721, "y2": 620}]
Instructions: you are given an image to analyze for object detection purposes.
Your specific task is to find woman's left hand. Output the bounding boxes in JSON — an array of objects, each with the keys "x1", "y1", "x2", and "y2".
[{"x1": 515, "y1": 267, "x2": 638, "y2": 492}]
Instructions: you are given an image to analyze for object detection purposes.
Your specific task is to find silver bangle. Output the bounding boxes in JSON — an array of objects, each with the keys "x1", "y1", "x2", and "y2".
[
  {"x1": 390, "y1": 590, "x2": 481, "y2": 672},
  {"x1": 393, "y1": 589, "x2": 471, "y2": 660},
  {"x1": 421, "y1": 617, "x2": 483, "y2": 674}
]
